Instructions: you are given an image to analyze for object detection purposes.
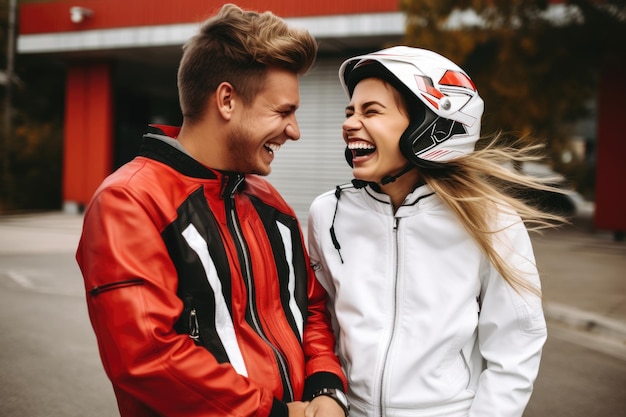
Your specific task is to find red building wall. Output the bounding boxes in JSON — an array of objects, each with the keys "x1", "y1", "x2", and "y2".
[
  {"x1": 594, "y1": 56, "x2": 626, "y2": 234},
  {"x1": 62, "y1": 63, "x2": 113, "y2": 206},
  {"x1": 19, "y1": 0, "x2": 399, "y2": 33}
]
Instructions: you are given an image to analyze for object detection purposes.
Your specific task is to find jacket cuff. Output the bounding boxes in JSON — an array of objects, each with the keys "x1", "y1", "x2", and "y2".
[
  {"x1": 302, "y1": 371, "x2": 345, "y2": 401},
  {"x1": 269, "y1": 398, "x2": 288, "y2": 417}
]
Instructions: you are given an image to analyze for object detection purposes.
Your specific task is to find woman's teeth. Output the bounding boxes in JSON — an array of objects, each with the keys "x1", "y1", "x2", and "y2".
[
  {"x1": 349, "y1": 141, "x2": 375, "y2": 157},
  {"x1": 348, "y1": 141, "x2": 375, "y2": 150}
]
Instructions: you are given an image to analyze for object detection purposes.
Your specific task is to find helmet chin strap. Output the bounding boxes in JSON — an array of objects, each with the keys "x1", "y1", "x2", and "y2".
[
  {"x1": 345, "y1": 146, "x2": 417, "y2": 189},
  {"x1": 381, "y1": 164, "x2": 415, "y2": 185},
  {"x1": 352, "y1": 164, "x2": 415, "y2": 189}
]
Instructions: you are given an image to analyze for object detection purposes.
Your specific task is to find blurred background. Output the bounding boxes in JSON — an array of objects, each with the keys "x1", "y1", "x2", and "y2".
[
  {"x1": 0, "y1": 2, "x2": 625, "y2": 417},
  {"x1": 1, "y1": 0, "x2": 625, "y2": 237}
]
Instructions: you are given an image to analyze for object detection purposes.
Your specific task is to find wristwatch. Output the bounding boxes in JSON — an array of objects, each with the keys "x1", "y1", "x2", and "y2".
[{"x1": 312, "y1": 387, "x2": 350, "y2": 416}]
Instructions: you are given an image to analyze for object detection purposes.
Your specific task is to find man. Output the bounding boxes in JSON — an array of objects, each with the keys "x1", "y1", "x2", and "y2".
[{"x1": 76, "y1": 4, "x2": 348, "y2": 417}]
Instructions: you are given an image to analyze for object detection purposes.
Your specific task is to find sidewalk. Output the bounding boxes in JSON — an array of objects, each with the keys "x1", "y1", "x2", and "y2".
[
  {"x1": 1, "y1": 210, "x2": 625, "y2": 351},
  {"x1": 0, "y1": 211, "x2": 83, "y2": 254},
  {"x1": 529, "y1": 215, "x2": 626, "y2": 354}
]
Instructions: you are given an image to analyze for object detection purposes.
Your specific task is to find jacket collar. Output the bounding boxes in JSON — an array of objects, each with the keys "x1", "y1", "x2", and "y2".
[
  {"x1": 140, "y1": 130, "x2": 247, "y2": 197},
  {"x1": 140, "y1": 133, "x2": 218, "y2": 179},
  {"x1": 362, "y1": 183, "x2": 436, "y2": 217}
]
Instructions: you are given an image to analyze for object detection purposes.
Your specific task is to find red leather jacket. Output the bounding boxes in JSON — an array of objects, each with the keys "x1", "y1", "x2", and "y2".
[{"x1": 76, "y1": 130, "x2": 346, "y2": 417}]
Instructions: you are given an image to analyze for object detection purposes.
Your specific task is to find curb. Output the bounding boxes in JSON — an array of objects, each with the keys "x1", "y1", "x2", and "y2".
[{"x1": 544, "y1": 302, "x2": 626, "y2": 344}]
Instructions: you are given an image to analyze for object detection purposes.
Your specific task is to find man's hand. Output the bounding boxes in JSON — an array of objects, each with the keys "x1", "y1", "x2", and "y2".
[
  {"x1": 304, "y1": 395, "x2": 345, "y2": 417},
  {"x1": 287, "y1": 401, "x2": 309, "y2": 417}
]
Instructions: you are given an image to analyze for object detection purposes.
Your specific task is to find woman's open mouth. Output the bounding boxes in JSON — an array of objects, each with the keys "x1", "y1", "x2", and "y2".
[{"x1": 348, "y1": 140, "x2": 376, "y2": 159}]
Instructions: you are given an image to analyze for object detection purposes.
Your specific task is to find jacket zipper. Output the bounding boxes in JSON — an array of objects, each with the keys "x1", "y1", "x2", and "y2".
[
  {"x1": 378, "y1": 217, "x2": 401, "y2": 417},
  {"x1": 89, "y1": 278, "x2": 143, "y2": 296},
  {"x1": 189, "y1": 308, "x2": 200, "y2": 342},
  {"x1": 225, "y1": 174, "x2": 295, "y2": 402}
]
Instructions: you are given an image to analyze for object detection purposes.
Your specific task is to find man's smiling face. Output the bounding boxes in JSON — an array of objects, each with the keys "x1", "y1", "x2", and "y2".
[{"x1": 227, "y1": 67, "x2": 301, "y2": 175}]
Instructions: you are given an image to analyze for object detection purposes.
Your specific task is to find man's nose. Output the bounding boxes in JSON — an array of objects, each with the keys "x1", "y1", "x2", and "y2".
[{"x1": 285, "y1": 118, "x2": 300, "y2": 141}]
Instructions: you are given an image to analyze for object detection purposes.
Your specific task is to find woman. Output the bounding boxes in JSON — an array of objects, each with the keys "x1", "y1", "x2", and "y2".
[{"x1": 308, "y1": 46, "x2": 565, "y2": 417}]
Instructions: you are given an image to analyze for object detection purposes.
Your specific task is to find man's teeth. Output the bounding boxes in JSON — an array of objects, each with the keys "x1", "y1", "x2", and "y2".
[{"x1": 266, "y1": 143, "x2": 281, "y2": 153}]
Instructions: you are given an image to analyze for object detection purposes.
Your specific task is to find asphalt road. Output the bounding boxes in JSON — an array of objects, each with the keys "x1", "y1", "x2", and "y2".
[
  {"x1": 0, "y1": 252, "x2": 118, "y2": 417},
  {"x1": 525, "y1": 325, "x2": 626, "y2": 416},
  {"x1": 1, "y1": 250, "x2": 625, "y2": 417}
]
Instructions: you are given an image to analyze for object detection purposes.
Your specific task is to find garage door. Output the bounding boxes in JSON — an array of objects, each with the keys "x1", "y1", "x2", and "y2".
[{"x1": 268, "y1": 58, "x2": 353, "y2": 233}]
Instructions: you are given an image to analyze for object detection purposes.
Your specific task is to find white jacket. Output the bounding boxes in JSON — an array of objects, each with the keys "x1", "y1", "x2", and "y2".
[{"x1": 308, "y1": 183, "x2": 547, "y2": 417}]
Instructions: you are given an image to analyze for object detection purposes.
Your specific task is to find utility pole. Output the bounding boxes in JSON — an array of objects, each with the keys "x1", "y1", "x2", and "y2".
[{"x1": 2, "y1": 0, "x2": 17, "y2": 207}]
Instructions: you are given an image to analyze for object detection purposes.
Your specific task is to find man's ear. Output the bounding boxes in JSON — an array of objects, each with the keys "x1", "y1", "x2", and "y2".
[{"x1": 215, "y1": 81, "x2": 237, "y2": 121}]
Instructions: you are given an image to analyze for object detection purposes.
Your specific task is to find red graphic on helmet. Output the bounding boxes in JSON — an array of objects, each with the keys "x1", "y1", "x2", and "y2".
[
  {"x1": 414, "y1": 75, "x2": 443, "y2": 109},
  {"x1": 414, "y1": 70, "x2": 476, "y2": 110},
  {"x1": 439, "y1": 70, "x2": 476, "y2": 91}
]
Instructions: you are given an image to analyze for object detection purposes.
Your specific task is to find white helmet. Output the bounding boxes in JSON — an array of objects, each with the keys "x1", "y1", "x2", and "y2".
[{"x1": 339, "y1": 46, "x2": 484, "y2": 167}]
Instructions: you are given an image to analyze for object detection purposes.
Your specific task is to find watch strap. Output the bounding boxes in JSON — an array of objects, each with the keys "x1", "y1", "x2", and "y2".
[{"x1": 312, "y1": 388, "x2": 350, "y2": 416}]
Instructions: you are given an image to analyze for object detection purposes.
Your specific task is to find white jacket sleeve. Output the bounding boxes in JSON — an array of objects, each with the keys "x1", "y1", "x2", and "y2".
[
  {"x1": 307, "y1": 201, "x2": 340, "y2": 338},
  {"x1": 307, "y1": 202, "x2": 331, "y2": 293},
  {"x1": 469, "y1": 217, "x2": 547, "y2": 417}
]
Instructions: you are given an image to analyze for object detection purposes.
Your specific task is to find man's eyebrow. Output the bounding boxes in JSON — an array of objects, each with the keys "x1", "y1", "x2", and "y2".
[{"x1": 278, "y1": 103, "x2": 298, "y2": 112}]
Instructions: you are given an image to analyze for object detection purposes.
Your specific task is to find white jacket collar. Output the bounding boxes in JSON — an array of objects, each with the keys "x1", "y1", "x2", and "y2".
[{"x1": 362, "y1": 183, "x2": 436, "y2": 217}]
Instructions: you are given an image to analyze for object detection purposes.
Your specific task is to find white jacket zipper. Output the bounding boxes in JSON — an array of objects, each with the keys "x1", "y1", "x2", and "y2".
[{"x1": 378, "y1": 216, "x2": 401, "y2": 417}]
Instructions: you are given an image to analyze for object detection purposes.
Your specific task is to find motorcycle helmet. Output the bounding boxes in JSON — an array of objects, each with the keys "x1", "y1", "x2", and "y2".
[{"x1": 339, "y1": 46, "x2": 484, "y2": 168}]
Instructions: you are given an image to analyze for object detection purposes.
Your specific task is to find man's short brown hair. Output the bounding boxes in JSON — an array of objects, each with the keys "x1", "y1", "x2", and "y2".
[{"x1": 177, "y1": 3, "x2": 318, "y2": 122}]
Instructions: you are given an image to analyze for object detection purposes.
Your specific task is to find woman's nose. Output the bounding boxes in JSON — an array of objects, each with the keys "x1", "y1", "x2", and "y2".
[{"x1": 342, "y1": 114, "x2": 361, "y2": 132}]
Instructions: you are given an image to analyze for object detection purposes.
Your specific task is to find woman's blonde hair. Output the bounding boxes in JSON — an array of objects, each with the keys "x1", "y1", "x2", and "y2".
[
  {"x1": 420, "y1": 136, "x2": 568, "y2": 296},
  {"x1": 177, "y1": 3, "x2": 318, "y2": 122}
]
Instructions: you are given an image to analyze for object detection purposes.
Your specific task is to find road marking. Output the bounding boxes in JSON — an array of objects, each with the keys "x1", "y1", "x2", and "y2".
[
  {"x1": 6, "y1": 270, "x2": 35, "y2": 289},
  {"x1": 548, "y1": 322, "x2": 626, "y2": 362},
  {"x1": 3, "y1": 270, "x2": 83, "y2": 297}
]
